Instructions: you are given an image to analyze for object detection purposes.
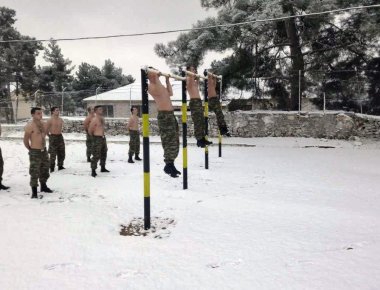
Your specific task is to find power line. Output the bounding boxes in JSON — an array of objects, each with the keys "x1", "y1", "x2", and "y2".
[{"x1": 0, "y1": 4, "x2": 379, "y2": 44}]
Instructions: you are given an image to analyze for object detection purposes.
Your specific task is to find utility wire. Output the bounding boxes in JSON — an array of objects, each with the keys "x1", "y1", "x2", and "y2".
[{"x1": 0, "y1": 4, "x2": 379, "y2": 44}]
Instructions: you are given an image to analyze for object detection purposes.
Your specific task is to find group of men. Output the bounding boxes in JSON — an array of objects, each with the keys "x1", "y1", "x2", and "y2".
[
  {"x1": 147, "y1": 65, "x2": 230, "y2": 178},
  {"x1": 0, "y1": 65, "x2": 228, "y2": 197}
]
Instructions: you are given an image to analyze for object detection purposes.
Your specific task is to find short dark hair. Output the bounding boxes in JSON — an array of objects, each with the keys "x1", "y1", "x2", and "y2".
[
  {"x1": 87, "y1": 106, "x2": 93, "y2": 113},
  {"x1": 130, "y1": 106, "x2": 138, "y2": 113},
  {"x1": 31, "y1": 107, "x2": 41, "y2": 115},
  {"x1": 94, "y1": 105, "x2": 102, "y2": 111},
  {"x1": 51, "y1": 106, "x2": 59, "y2": 113}
]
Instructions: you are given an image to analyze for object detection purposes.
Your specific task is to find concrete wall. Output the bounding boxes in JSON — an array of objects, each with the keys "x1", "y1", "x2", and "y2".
[{"x1": 4, "y1": 111, "x2": 380, "y2": 139}]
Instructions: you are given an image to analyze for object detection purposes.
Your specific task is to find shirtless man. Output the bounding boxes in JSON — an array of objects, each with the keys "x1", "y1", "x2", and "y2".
[
  {"x1": 24, "y1": 107, "x2": 53, "y2": 198},
  {"x1": 83, "y1": 106, "x2": 95, "y2": 162},
  {"x1": 208, "y1": 74, "x2": 231, "y2": 136},
  {"x1": 147, "y1": 68, "x2": 180, "y2": 178},
  {"x1": 46, "y1": 107, "x2": 65, "y2": 172},
  {"x1": 0, "y1": 124, "x2": 10, "y2": 190},
  {"x1": 186, "y1": 65, "x2": 213, "y2": 148},
  {"x1": 127, "y1": 106, "x2": 142, "y2": 163},
  {"x1": 88, "y1": 105, "x2": 109, "y2": 177}
]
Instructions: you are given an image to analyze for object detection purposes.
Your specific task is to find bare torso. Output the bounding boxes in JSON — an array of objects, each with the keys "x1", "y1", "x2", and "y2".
[
  {"x1": 89, "y1": 116, "x2": 105, "y2": 136},
  {"x1": 83, "y1": 114, "x2": 94, "y2": 133},
  {"x1": 128, "y1": 115, "x2": 139, "y2": 131},
  {"x1": 148, "y1": 80, "x2": 173, "y2": 111},
  {"x1": 24, "y1": 121, "x2": 47, "y2": 149},
  {"x1": 187, "y1": 76, "x2": 201, "y2": 99},
  {"x1": 207, "y1": 76, "x2": 217, "y2": 98},
  {"x1": 47, "y1": 117, "x2": 63, "y2": 135}
]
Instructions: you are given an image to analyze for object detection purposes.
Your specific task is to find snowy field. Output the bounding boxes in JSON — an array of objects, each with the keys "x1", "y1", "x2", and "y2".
[{"x1": 0, "y1": 137, "x2": 380, "y2": 290}]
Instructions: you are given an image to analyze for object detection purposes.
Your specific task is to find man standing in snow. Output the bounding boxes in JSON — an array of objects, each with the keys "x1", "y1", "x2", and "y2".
[
  {"x1": 46, "y1": 107, "x2": 65, "y2": 172},
  {"x1": 88, "y1": 105, "x2": 109, "y2": 177},
  {"x1": 186, "y1": 65, "x2": 213, "y2": 148},
  {"x1": 207, "y1": 74, "x2": 231, "y2": 136},
  {"x1": 0, "y1": 124, "x2": 10, "y2": 190},
  {"x1": 24, "y1": 107, "x2": 53, "y2": 199},
  {"x1": 126, "y1": 106, "x2": 142, "y2": 163},
  {"x1": 83, "y1": 106, "x2": 95, "y2": 162},
  {"x1": 147, "y1": 68, "x2": 181, "y2": 178}
]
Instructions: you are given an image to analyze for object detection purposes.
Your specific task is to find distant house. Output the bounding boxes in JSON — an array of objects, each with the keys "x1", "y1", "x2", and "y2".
[
  {"x1": 82, "y1": 81, "x2": 227, "y2": 118},
  {"x1": 82, "y1": 81, "x2": 183, "y2": 118}
]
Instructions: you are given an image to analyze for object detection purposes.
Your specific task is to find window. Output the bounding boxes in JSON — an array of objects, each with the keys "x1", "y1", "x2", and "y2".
[{"x1": 103, "y1": 105, "x2": 114, "y2": 117}]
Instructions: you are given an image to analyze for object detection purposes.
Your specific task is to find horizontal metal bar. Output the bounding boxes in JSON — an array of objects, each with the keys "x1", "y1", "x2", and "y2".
[{"x1": 145, "y1": 67, "x2": 186, "y2": 81}]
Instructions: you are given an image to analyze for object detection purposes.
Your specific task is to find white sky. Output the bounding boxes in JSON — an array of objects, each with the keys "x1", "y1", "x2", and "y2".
[{"x1": 2, "y1": 0, "x2": 223, "y2": 80}]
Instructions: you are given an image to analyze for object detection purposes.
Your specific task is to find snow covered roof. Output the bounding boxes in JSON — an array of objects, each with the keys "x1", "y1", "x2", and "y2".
[{"x1": 83, "y1": 81, "x2": 184, "y2": 102}]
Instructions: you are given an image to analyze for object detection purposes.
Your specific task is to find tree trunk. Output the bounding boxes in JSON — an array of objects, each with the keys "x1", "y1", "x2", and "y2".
[{"x1": 284, "y1": 7, "x2": 305, "y2": 111}]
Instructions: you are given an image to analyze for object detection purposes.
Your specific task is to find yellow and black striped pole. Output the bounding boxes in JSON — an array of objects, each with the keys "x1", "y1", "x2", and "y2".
[
  {"x1": 218, "y1": 77, "x2": 223, "y2": 158},
  {"x1": 181, "y1": 71, "x2": 188, "y2": 189},
  {"x1": 203, "y1": 74, "x2": 209, "y2": 170},
  {"x1": 141, "y1": 69, "x2": 150, "y2": 230}
]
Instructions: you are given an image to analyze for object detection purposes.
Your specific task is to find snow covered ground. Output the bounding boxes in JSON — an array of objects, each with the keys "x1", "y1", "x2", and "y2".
[{"x1": 0, "y1": 137, "x2": 379, "y2": 290}]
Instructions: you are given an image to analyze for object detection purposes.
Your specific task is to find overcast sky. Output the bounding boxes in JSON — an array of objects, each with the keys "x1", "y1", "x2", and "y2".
[{"x1": 2, "y1": 0, "x2": 222, "y2": 80}]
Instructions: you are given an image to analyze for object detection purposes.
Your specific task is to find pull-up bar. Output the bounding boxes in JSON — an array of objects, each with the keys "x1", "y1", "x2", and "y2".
[
  {"x1": 184, "y1": 70, "x2": 222, "y2": 81},
  {"x1": 145, "y1": 67, "x2": 186, "y2": 81}
]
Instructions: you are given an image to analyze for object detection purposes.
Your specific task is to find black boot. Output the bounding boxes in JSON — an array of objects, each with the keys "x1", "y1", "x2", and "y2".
[
  {"x1": 0, "y1": 182, "x2": 10, "y2": 190},
  {"x1": 50, "y1": 166, "x2": 55, "y2": 173},
  {"x1": 58, "y1": 165, "x2": 65, "y2": 170},
  {"x1": 87, "y1": 157, "x2": 91, "y2": 162},
  {"x1": 164, "y1": 163, "x2": 179, "y2": 178},
  {"x1": 220, "y1": 127, "x2": 231, "y2": 137},
  {"x1": 100, "y1": 166, "x2": 110, "y2": 173},
  {"x1": 40, "y1": 182, "x2": 53, "y2": 193},
  {"x1": 135, "y1": 153, "x2": 142, "y2": 161},
  {"x1": 31, "y1": 186, "x2": 38, "y2": 199},
  {"x1": 197, "y1": 138, "x2": 213, "y2": 148},
  {"x1": 91, "y1": 169, "x2": 97, "y2": 177},
  {"x1": 128, "y1": 153, "x2": 135, "y2": 163},
  {"x1": 172, "y1": 163, "x2": 181, "y2": 175}
]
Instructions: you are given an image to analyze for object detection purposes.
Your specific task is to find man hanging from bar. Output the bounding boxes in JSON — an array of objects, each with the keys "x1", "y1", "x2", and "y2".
[
  {"x1": 186, "y1": 65, "x2": 213, "y2": 148},
  {"x1": 147, "y1": 68, "x2": 181, "y2": 178},
  {"x1": 207, "y1": 74, "x2": 231, "y2": 136}
]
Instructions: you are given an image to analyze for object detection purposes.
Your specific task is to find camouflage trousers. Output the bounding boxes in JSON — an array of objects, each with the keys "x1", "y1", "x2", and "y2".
[
  {"x1": 86, "y1": 133, "x2": 93, "y2": 159},
  {"x1": 29, "y1": 148, "x2": 50, "y2": 187},
  {"x1": 91, "y1": 136, "x2": 107, "y2": 170},
  {"x1": 128, "y1": 130, "x2": 140, "y2": 155},
  {"x1": 0, "y1": 147, "x2": 3, "y2": 182},
  {"x1": 157, "y1": 111, "x2": 179, "y2": 164},
  {"x1": 48, "y1": 134, "x2": 65, "y2": 168},
  {"x1": 208, "y1": 97, "x2": 227, "y2": 130},
  {"x1": 189, "y1": 98, "x2": 205, "y2": 140}
]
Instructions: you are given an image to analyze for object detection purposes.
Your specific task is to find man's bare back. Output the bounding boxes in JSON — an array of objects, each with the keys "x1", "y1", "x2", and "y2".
[
  {"x1": 84, "y1": 114, "x2": 93, "y2": 133},
  {"x1": 127, "y1": 115, "x2": 139, "y2": 131},
  {"x1": 207, "y1": 75, "x2": 218, "y2": 98},
  {"x1": 148, "y1": 73, "x2": 174, "y2": 111}
]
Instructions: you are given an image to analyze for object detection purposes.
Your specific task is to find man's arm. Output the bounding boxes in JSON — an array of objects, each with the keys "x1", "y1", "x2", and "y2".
[
  {"x1": 0, "y1": 123, "x2": 2, "y2": 137},
  {"x1": 23, "y1": 125, "x2": 31, "y2": 150},
  {"x1": 166, "y1": 76, "x2": 173, "y2": 97},
  {"x1": 46, "y1": 119, "x2": 51, "y2": 136}
]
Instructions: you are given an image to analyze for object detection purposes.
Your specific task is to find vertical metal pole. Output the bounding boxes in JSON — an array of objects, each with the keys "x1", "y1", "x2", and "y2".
[
  {"x1": 204, "y1": 77, "x2": 209, "y2": 170},
  {"x1": 181, "y1": 72, "x2": 188, "y2": 189},
  {"x1": 323, "y1": 92, "x2": 326, "y2": 114},
  {"x1": 141, "y1": 69, "x2": 150, "y2": 230},
  {"x1": 218, "y1": 77, "x2": 222, "y2": 158},
  {"x1": 298, "y1": 70, "x2": 301, "y2": 113}
]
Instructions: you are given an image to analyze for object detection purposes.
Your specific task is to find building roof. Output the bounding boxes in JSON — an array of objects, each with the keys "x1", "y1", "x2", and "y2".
[{"x1": 83, "y1": 81, "x2": 184, "y2": 102}]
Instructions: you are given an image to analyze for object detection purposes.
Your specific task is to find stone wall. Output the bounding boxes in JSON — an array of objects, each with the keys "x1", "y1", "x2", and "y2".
[{"x1": 4, "y1": 111, "x2": 380, "y2": 139}]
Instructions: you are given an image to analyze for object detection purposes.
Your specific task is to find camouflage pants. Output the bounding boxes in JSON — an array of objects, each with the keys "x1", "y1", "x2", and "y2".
[
  {"x1": 48, "y1": 134, "x2": 65, "y2": 168},
  {"x1": 29, "y1": 148, "x2": 50, "y2": 187},
  {"x1": 128, "y1": 130, "x2": 140, "y2": 155},
  {"x1": 0, "y1": 147, "x2": 3, "y2": 182},
  {"x1": 208, "y1": 97, "x2": 227, "y2": 130},
  {"x1": 91, "y1": 136, "x2": 107, "y2": 170},
  {"x1": 157, "y1": 111, "x2": 179, "y2": 164},
  {"x1": 189, "y1": 98, "x2": 205, "y2": 140},
  {"x1": 86, "y1": 133, "x2": 93, "y2": 159}
]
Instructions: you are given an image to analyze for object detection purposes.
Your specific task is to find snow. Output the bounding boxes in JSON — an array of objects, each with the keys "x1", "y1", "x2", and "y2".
[{"x1": 0, "y1": 136, "x2": 380, "y2": 290}]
